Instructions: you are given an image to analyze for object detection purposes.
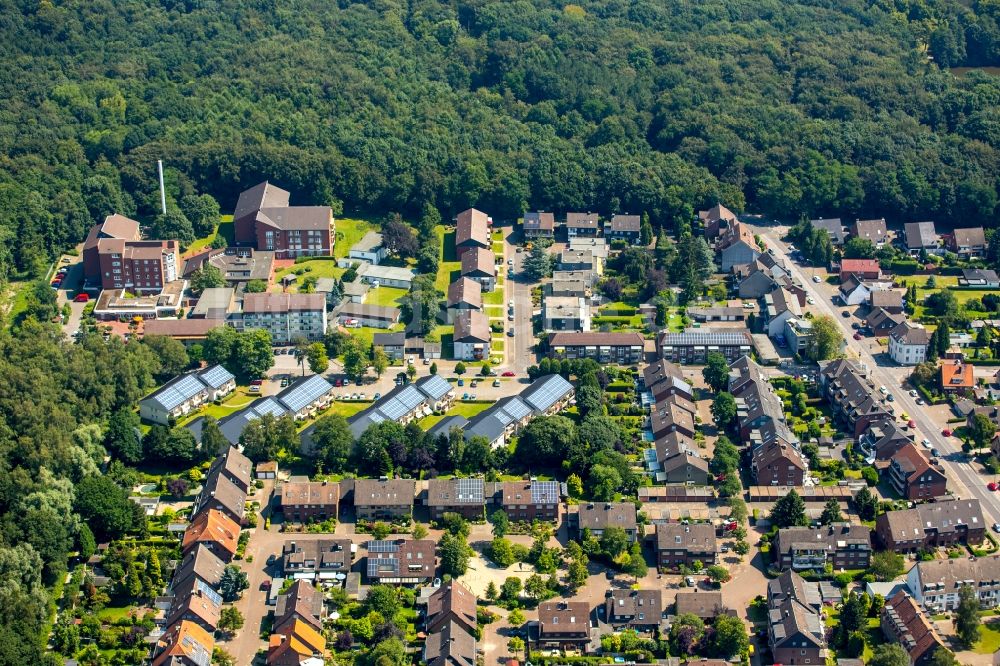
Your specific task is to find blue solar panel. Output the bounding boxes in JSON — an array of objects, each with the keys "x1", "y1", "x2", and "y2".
[
  {"x1": 198, "y1": 364, "x2": 234, "y2": 389},
  {"x1": 153, "y1": 373, "x2": 208, "y2": 411},
  {"x1": 456, "y1": 478, "x2": 484, "y2": 503},
  {"x1": 367, "y1": 540, "x2": 399, "y2": 553},
  {"x1": 502, "y1": 397, "x2": 532, "y2": 421},
  {"x1": 195, "y1": 579, "x2": 222, "y2": 606},
  {"x1": 531, "y1": 480, "x2": 560, "y2": 504},
  {"x1": 279, "y1": 375, "x2": 333, "y2": 413},
  {"x1": 522, "y1": 375, "x2": 573, "y2": 413},
  {"x1": 367, "y1": 558, "x2": 399, "y2": 577},
  {"x1": 252, "y1": 398, "x2": 287, "y2": 419},
  {"x1": 417, "y1": 374, "x2": 450, "y2": 400}
]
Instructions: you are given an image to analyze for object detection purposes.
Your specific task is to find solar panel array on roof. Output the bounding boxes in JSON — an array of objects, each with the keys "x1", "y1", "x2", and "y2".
[
  {"x1": 367, "y1": 540, "x2": 400, "y2": 553},
  {"x1": 368, "y1": 558, "x2": 399, "y2": 577},
  {"x1": 417, "y1": 374, "x2": 451, "y2": 401},
  {"x1": 661, "y1": 331, "x2": 750, "y2": 345},
  {"x1": 252, "y1": 398, "x2": 287, "y2": 419},
  {"x1": 502, "y1": 397, "x2": 532, "y2": 421},
  {"x1": 522, "y1": 374, "x2": 573, "y2": 413},
  {"x1": 195, "y1": 579, "x2": 222, "y2": 606},
  {"x1": 279, "y1": 374, "x2": 333, "y2": 413},
  {"x1": 198, "y1": 364, "x2": 235, "y2": 389},
  {"x1": 456, "y1": 478, "x2": 484, "y2": 503},
  {"x1": 531, "y1": 481, "x2": 560, "y2": 504},
  {"x1": 180, "y1": 634, "x2": 212, "y2": 666},
  {"x1": 153, "y1": 373, "x2": 208, "y2": 412},
  {"x1": 380, "y1": 385, "x2": 426, "y2": 420}
]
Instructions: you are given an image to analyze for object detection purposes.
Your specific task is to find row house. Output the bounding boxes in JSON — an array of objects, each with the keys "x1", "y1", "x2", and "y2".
[
  {"x1": 365, "y1": 538, "x2": 436, "y2": 584},
  {"x1": 717, "y1": 221, "x2": 760, "y2": 272},
  {"x1": 278, "y1": 480, "x2": 340, "y2": 522},
  {"x1": 687, "y1": 305, "x2": 745, "y2": 322},
  {"x1": 907, "y1": 554, "x2": 1000, "y2": 611},
  {"x1": 569, "y1": 502, "x2": 638, "y2": 541},
  {"x1": 347, "y1": 374, "x2": 455, "y2": 439},
  {"x1": 605, "y1": 589, "x2": 663, "y2": 632},
  {"x1": 839, "y1": 274, "x2": 893, "y2": 306},
  {"x1": 565, "y1": 212, "x2": 600, "y2": 238},
  {"x1": 542, "y1": 296, "x2": 591, "y2": 332},
  {"x1": 267, "y1": 618, "x2": 326, "y2": 666},
  {"x1": 657, "y1": 328, "x2": 753, "y2": 364},
  {"x1": 887, "y1": 443, "x2": 947, "y2": 500},
  {"x1": 767, "y1": 570, "x2": 828, "y2": 666},
  {"x1": 751, "y1": 435, "x2": 808, "y2": 487},
  {"x1": 881, "y1": 590, "x2": 945, "y2": 666},
  {"x1": 875, "y1": 499, "x2": 985, "y2": 553},
  {"x1": 546, "y1": 331, "x2": 644, "y2": 364},
  {"x1": 500, "y1": 479, "x2": 562, "y2": 522},
  {"x1": 652, "y1": 431, "x2": 711, "y2": 485},
  {"x1": 773, "y1": 524, "x2": 872, "y2": 571},
  {"x1": 858, "y1": 421, "x2": 913, "y2": 462},
  {"x1": 655, "y1": 522, "x2": 716, "y2": 570},
  {"x1": 674, "y1": 591, "x2": 734, "y2": 621},
  {"x1": 460, "y1": 246, "x2": 496, "y2": 292},
  {"x1": 536, "y1": 601, "x2": 591, "y2": 651},
  {"x1": 650, "y1": 394, "x2": 697, "y2": 439},
  {"x1": 191, "y1": 448, "x2": 252, "y2": 525},
  {"x1": 425, "y1": 622, "x2": 476, "y2": 666},
  {"x1": 819, "y1": 358, "x2": 891, "y2": 438},
  {"x1": 453, "y1": 310, "x2": 491, "y2": 361},
  {"x1": 871, "y1": 289, "x2": 904, "y2": 314},
  {"x1": 558, "y1": 248, "x2": 602, "y2": 274},
  {"x1": 240, "y1": 292, "x2": 327, "y2": 343},
  {"x1": 181, "y1": 509, "x2": 240, "y2": 562},
  {"x1": 734, "y1": 254, "x2": 800, "y2": 300},
  {"x1": 642, "y1": 359, "x2": 694, "y2": 403},
  {"x1": 699, "y1": 203, "x2": 739, "y2": 239},
  {"x1": 353, "y1": 478, "x2": 416, "y2": 522},
  {"x1": 426, "y1": 581, "x2": 478, "y2": 635},
  {"x1": 151, "y1": 620, "x2": 214, "y2": 666},
  {"x1": 274, "y1": 580, "x2": 325, "y2": 634},
  {"x1": 139, "y1": 364, "x2": 236, "y2": 425},
  {"x1": 170, "y1": 544, "x2": 226, "y2": 595},
  {"x1": 462, "y1": 373, "x2": 574, "y2": 449},
  {"x1": 455, "y1": 208, "x2": 491, "y2": 258},
  {"x1": 373, "y1": 331, "x2": 406, "y2": 360},
  {"x1": 866, "y1": 307, "x2": 905, "y2": 334},
  {"x1": 165, "y1": 575, "x2": 222, "y2": 636},
  {"x1": 280, "y1": 538, "x2": 353, "y2": 581},
  {"x1": 426, "y1": 478, "x2": 486, "y2": 522},
  {"x1": 446, "y1": 277, "x2": 483, "y2": 324},
  {"x1": 233, "y1": 181, "x2": 333, "y2": 259}
]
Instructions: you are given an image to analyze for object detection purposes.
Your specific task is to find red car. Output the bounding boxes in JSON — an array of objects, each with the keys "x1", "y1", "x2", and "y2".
[
  {"x1": 942, "y1": 429, "x2": 953, "y2": 437},
  {"x1": 908, "y1": 420, "x2": 916, "y2": 428},
  {"x1": 501, "y1": 371, "x2": 516, "y2": 377},
  {"x1": 853, "y1": 332, "x2": 862, "y2": 340},
  {"x1": 989, "y1": 482, "x2": 998, "y2": 492},
  {"x1": 73, "y1": 293, "x2": 89, "y2": 303}
]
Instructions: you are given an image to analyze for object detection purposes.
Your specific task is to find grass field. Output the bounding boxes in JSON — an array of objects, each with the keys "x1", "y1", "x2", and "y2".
[
  {"x1": 417, "y1": 401, "x2": 492, "y2": 428},
  {"x1": 273, "y1": 259, "x2": 345, "y2": 290},
  {"x1": 334, "y1": 218, "x2": 374, "y2": 259},
  {"x1": 434, "y1": 226, "x2": 461, "y2": 293},
  {"x1": 297, "y1": 400, "x2": 369, "y2": 431},
  {"x1": 347, "y1": 324, "x2": 405, "y2": 351},
  {"x1": 187, "y1": 214, "x2": 234, "y2": 254},
  {"x1": 484, "y1": 288, "x2": 505, "y2": 305},
  {"x1": 901, "y1": 275, "x2": 958, "y2": 288},
  {"x1": 365, "y1": 285, "x2": 407, "y2": 307},
  {"x1": 177, "y1": 387, "x2": 259, "y2": 426},
  {"x1": 974, "y1": 618, "x2": 1000, "y2": 654}
]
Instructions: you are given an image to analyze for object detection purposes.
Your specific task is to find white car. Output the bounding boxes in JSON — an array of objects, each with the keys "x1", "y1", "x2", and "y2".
[
  {"x1": 916, "y1": 398, "x2": 925, "y2": 405},
  {"x1": 806, "y1": 297, "x2": 815, "y2": 305},
  {"x1": 921, "y1": 438, "x2": 931, "y2": 448},
  {"x1": 812, "y1": 275, "x2": 822, "y2": 283},
  {"x1": 909, "y1": 390, "x2": 918, "y2": 397},
  {"x1": 879, "y1": 386, "x2": 887, "y2": 394}
]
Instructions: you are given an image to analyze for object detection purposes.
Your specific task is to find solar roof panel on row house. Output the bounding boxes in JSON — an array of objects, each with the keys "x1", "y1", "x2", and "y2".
[
  {"x1": 197, "y1": 364, "x2": 235, "y2": 389},
  {"x1": 152, "y1": 373, "x2": 208, "y2": 412},
  {"x1": 251, "y1": 398, "x2": 288, "y2": 419},
  {"x1": 455, "y1": 478, "x2": 484, "y2": 503},
  {"x1": 531, "y1": 480, "x2": 561, "y2": 504},
  {"x1": 368, "y1": 558, "x2": 399, "y2": 577},
  {"x1": 521, "y1": 374, "x2": 573, "y2": 413},
  {"x1": 416, "y1": 374, "x2": 451, "y2": 401},
  {"x1": 366, "y1": 540, "x2": 400, "y2": 553},
  {"x1": 278, "y1": 374, "x2": 333, "y2": 413}
]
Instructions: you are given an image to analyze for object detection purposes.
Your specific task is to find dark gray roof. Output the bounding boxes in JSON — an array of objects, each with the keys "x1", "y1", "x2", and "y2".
[
  {"x1": 904, "y1": 221, "x2": 937, "y2": 249},
  {"x1": 810, "y1": 218, "x2": 846, "y2": 244},
  {"x1": 426, "y1": 415, "x2": 470, "y2": 442},
  {"x1": 141, "y1": 364, "x2": 233, "y2": 412},
  {"x1": 373, "y1": 332, "x2": 405, "y2": 347},
  {"x1": 520, "y1": 374, "x2": 574, "y2": 413},
  {"x1": 464, "y1": 396, "x2": 531, "y2": 443}
]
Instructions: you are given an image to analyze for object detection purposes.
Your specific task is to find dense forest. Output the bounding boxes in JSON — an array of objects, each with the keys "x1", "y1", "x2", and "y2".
[
  {"x1": 1, "y1": 0, "x2": 1000, "y2": 659},
  {"x1": 1, "y1": 0, "x2": 1000, "y2": 279}
]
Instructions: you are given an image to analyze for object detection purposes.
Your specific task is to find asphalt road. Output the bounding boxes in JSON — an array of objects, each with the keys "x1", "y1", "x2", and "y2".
[
  {"x1": 753, "y1": 224, "x2": 1000, "y2": 527},
  {"x1": 503, "y1": 228, "x2": 538, "y2": 375}
]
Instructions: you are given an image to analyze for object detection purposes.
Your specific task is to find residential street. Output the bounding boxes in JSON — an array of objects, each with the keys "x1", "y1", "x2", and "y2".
[{"x1": 753, "y1": 224, "x2": 1000, "y2": 527}]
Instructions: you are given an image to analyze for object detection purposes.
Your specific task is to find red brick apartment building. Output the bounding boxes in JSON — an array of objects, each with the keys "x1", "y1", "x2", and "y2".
[{"x1": 233, "y1": 181, "x2": 333, "y2": 259}]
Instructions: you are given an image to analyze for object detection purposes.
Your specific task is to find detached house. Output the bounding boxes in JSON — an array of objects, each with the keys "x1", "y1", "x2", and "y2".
[
  {"x1": 888, "y1": 321, "x2": 930, "y2": 366},
  {"x1": 904, "y1": 221, "x2": 939, "y2": 256},
  {"x1": 606, "y1": 214, "x2": 641, "y2": 243},
  {"x1": 365, "y1": 539, "x2": 436, "y2": 584},
  {"x1": 565, "y1": 212, "x2": 600, "y2": 238},
  {"x1": 839, "y1": 259, "x2": 880, "y2": 281},
  {"x1": 940, "y1": 360, "x2": 975, "y2": 394},
  {"x1": 718, "y1": 222, "x2": 760, "y2": 271},
  {"x1": 852, "y1": 218, "x2": 888, "y2": 247},
  {"x1": 605, "y1": 589, "x2": 663, "y2": 632},
  {"x1": 810, "y1": 218, "x2": 846, "y2": 246},
  {"x1": 946, "y1": 227, "x2": 987, "y2": 258},
  {"x1": 761, "y1": 287, "x2": 802, "y2": 339},
  {"x1": 523, "y1": 211, "x2": 555, "y2": 239},
  {"x1": 699, "y1": 203, "x2": 739, "y2": 239}
]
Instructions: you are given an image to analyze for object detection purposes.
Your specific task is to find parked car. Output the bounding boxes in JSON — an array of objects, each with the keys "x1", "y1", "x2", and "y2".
[
  {"x1": 931, "y1": 448, "x2": 940, "y2": 458},
  {"x1": 842, "y1": 310, "x2": 850, "y2": 318},
  {"x1": 989, "y1": 483, "x2": 998, "y2": 492},
  {"x1": 908, "y1": 420, "x2": 916, "y2": 428},
  {"x1": 942, "y1": 429, "x2": 953, "y2": 437},
  {"x1": 812, "y1": 275, "x2": 821, "y2": 283},
  {"x1": 916, "y1": 398, "x2": 925, "y2": 405},
  {"x1": 373, "y1": 393, "x2": 381, "y2": 400},
  {"x1": 921, "y1": 438, "x2": 931, "y2": 448},
  {"x1": 507, "y1": 329, "x2": 515, "y2": 337},
  {"x1": 993, "y1": 523, "x2": 1000, "y2": 533},
  {"x1": 909, "y1": 390, "x2": 918, "y2": 397},
  {"x1": 853, "y1": 333, "x2": 862, "y2": 340},
  {"x1": 493, "y1": 379, "x2": 500, "y2": 387},
  {"x1": 457, "y1": 379, "x2": 464, "y2": 386},
  {"x1": 462, "y1": 392, "x2": 469, "y2": 400},
  {"x1": 501, "y1": 371, "x2": 515, "y2": 377},
  {"x1": 73, "y1": 293, "x2": 89, "y2": 303},
  {"x1": 470, "y1": 380, "x2": 478, "y2": 388}
]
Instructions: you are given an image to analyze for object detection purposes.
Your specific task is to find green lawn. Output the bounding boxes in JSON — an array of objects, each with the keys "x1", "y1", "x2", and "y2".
[
  {"x1": 334, "y1": 218, "x2": 374, "y2": 259},
  {"x1": 297, "y1": 400, "x2": 369, "y2": 431},
  {"x1": 902, "y1": 275, "x2": 959, "y2": 288},
  {"x1": 176, "y1": 387, "x2": 259, "y2": 426},
  {"x1": 417, "y1": 401, "x2": 492, "y2": 428},
  {"x1": 273, "y1": 259, "x2": 345, "y2": 289},
  {"x1": 187, "y1": 214, "x2": 234, "y2": 254},
  {"x1": 484, "y1": 288, "x2": 505, "y2": 305},
  {"x1": 345, "y1": 324, "x2": 405, "y2": 352},
  {"x1": 433, "y1": 226, "x2": 461, "y2": 293},
  {"x1": 974, "y1": 618, "x2": 1000, "y2": 654},
  {"x1": 365, "y1": 286, "x2": 407, "y2": 307}
]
